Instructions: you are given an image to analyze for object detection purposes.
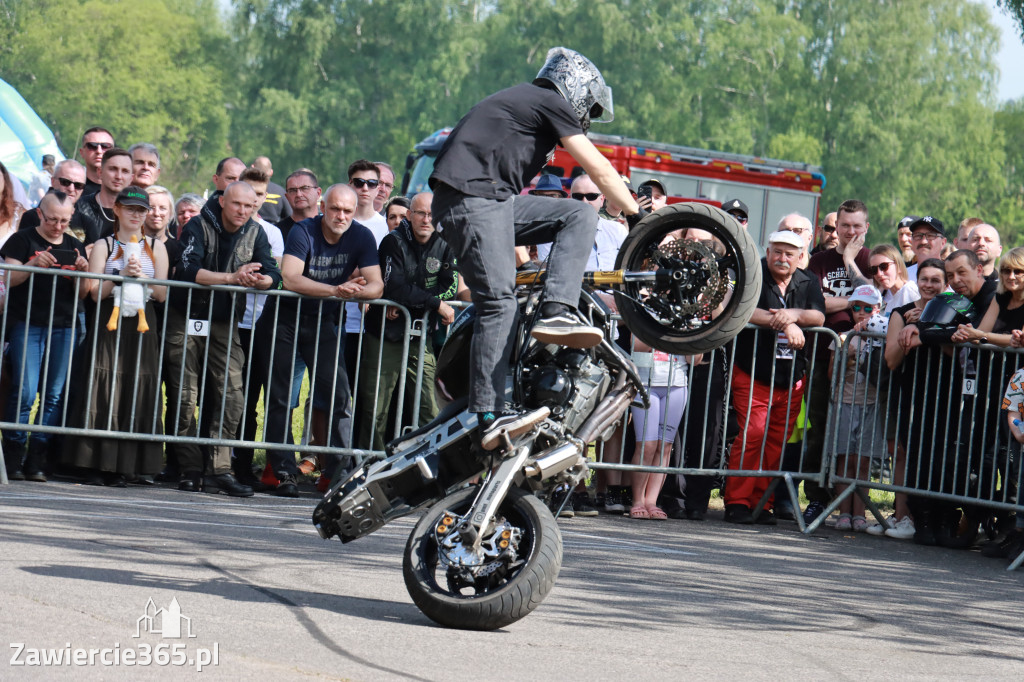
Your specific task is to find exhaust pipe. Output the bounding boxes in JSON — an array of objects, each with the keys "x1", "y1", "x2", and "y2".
[{"x1": 524, "y1": 442, "x2": 583, "y2": 479}]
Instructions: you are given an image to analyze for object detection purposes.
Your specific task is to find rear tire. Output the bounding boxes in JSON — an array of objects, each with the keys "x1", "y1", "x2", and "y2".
[
  {"x1": 614, "y1": 202, "x2": 761, "y2": 355},
  {"x1": 403, "y1": 486, "x2": 562, "y2": 630}
]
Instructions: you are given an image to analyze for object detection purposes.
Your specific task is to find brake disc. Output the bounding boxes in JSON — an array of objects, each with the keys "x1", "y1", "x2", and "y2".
[{"x1": 643, "y1": 238, "x2": 728, "y2": 322}]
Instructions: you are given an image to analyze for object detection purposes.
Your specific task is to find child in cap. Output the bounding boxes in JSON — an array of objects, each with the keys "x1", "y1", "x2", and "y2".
[{"x1": 828, "y1": 285, "x2": 888, "y2": 531}]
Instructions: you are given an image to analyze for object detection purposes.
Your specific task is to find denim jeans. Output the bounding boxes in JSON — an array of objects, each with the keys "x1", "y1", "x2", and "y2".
[{"x1": 4, "y1": 322, "x2": 75, "y2": 445}]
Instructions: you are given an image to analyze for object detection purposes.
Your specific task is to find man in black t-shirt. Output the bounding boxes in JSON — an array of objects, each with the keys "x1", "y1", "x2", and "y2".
[
  {"x1": 430, "y1": 47, "x2": 644, "y2": 449},
  {"x1": 71, "y1": 147, "x2": 133, "y2": 244},
  {"x1": 1, "y1": 192, "x2": 89, "y2": 481}
]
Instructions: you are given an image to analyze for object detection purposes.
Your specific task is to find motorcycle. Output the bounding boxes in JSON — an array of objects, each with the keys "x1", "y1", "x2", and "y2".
[{"x1": 312, "y1": 202, "x2": 761, "y2": 630}]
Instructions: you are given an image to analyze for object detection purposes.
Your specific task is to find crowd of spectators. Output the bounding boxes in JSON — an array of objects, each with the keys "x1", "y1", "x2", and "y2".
[{"x1": 0, "y1": 127, "x2": 1021, "y2": 566}]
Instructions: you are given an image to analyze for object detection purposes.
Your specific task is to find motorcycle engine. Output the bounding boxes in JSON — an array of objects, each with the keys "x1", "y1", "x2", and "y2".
[{"x1": 522, "y1": 347, "x2": 611, "y2": 435}]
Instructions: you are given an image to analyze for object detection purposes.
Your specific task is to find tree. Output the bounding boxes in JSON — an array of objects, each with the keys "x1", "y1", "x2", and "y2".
[
  {"x1": 0, "y1": 0, "x2": 231, "y2": 194},
  {"x1": 997, "y1": 0, "x2": 1024, "y2": 38}
]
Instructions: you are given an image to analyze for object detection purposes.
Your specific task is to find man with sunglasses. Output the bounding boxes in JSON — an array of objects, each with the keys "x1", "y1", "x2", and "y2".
[
  {"x1": 535, "y1": 174, "x2": 627, "y2": 269},
  {"x1": 811, "y1": 212, "x2": 838, "y2": 255},
  {"x1": 18, "y1": 160, "x2": 87, "y2": 232},
  {"x1": 77, "y1": 126, "x2": 115, "y2": 196}
]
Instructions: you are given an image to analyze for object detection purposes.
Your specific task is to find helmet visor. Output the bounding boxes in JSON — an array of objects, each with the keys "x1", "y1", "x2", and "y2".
[{"x1": 589, "y1": 82, "x2": 613, "y2": 123}]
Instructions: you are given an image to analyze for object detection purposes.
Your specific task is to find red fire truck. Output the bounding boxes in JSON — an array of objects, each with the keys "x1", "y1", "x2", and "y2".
[{"x1": 401, "y1": 129, "x2": 825, "y2": 247}]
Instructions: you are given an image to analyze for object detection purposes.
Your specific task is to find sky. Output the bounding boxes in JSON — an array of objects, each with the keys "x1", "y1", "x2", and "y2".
[{"x1": 988, "y1": 0, "x2": 1024, "y2": 102}]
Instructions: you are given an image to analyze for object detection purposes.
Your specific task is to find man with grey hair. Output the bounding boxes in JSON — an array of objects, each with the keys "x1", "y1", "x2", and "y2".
[
  {"x1": 777, "y1": 213, "x2": 813, "y2": 269},
  {"x1": 18, "y1": 160, "x2": 87, "y2": 231},
  {"x1": 250, "y1": 155, "x2": 292, "y2": 224},
  {"x1": 129, "y1": 142, "x2": 161, "y2": 188},
  {"x1": 967, "y1": 223, "x2": 1002, "y2": 280},
  {"x1": 259, "y1": 183, "x2": 383, "y2": 497}
]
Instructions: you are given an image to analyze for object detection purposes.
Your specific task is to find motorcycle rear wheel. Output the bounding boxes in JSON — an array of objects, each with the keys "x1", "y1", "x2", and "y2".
[
  {"x1": 402, "y1": 486, "x2": 562, "y2": 630},
  {"x1": 614, "y1": 202, "x2": 762, "y2": 355}
]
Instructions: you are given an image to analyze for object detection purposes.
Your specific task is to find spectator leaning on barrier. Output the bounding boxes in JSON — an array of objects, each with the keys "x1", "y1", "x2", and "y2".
[
  {"x1": 803, "y1": 199, "x2": 871, "y2": 523},
  {"x1": 898, "y1": 249, "x2": 996, "y2": 546},
  {"x1": 260, "y1": 184, "x2": 382, "y2": 497},
  {"x1": 829, "y1": 284, "x2": 888, "y2": 532},
  {"x1": 1, "y1": 191, "x2": 90, "y2": 482},
  {"x1": 64, "y1": 186, "x2": 169, "y2": 487},
  {"x1": 355, "y1": 191, "x2": 460, "y2": 451},
  {"x1": 71, "y1": 147, "x2": 133, "y2": 245},
  {"x1": 165, "y1": 181, "x2": 281, "y2": 498},
  {"x1": 724, "y1": 230, "x2": 825, "y2": 525}
]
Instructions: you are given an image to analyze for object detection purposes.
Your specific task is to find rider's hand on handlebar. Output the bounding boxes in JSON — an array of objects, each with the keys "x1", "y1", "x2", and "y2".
[{"x1": 626, "y1": 208, "x2": 649, "y2": 230}]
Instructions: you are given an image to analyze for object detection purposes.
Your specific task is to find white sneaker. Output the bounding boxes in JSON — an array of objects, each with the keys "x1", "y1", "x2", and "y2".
[
  {"x1": 884, "y1": 515, "x2": 915, "y2": 539},
  {"x1": 866, "y1": 515, "x2": 895, "y2": 536}
]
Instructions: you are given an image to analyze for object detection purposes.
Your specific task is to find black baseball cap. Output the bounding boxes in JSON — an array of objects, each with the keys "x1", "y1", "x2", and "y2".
[
  {"x1": 721, "y1": 198, "x2": 748, "y2": 220},
  {"x1": 638, "y1": 179, "x2": 666, "y2": 195},
  {"x1": 116, "y1": 186, "x2": 151, "y2": 209},
  {"x1": 908, "y1": 215, "x2": 945, "y2": 236},
  {"x1": 897, "y1": 215, "x2": 920, "y2": 229}
]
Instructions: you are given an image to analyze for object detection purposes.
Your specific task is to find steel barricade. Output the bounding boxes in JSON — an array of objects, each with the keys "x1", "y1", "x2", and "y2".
[
  {"x1": 589, "y1": 323, "x2": 839, "y2": 529},
  {"x1": 0, "y1": 263, "x2": 425, "y2": 484},
  {"x1": 825, "y1": 329, "x2": 1024, "y2": 569}
]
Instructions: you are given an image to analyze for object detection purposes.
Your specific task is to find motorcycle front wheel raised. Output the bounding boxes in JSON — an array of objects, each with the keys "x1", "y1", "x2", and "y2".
[
  {"x1": 402, "y1": 486, "x2": 562, "y2": 630},
  {"x1": 614, "y1": 202, "x2": 762, "y2": 355}
]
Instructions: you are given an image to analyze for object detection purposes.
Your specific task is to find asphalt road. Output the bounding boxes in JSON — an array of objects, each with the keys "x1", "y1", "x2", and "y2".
[{"x1": 1, "y1": 481, "x2": 1022, "y2": 680}]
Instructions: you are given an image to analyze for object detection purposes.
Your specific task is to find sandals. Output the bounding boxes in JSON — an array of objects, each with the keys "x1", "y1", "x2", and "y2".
[
  {"x1": 629, "y1": 505, "x2": 650, "y2": 520},
  {"x1": 647, "y1": 506, "x2": 668, "y2": 521},
  {"x1": 852, "y1": 516, "x2": 869, "y2": 532},
  {"x1": 835, "y1": 513, "x2": 853, "y2": 531}
]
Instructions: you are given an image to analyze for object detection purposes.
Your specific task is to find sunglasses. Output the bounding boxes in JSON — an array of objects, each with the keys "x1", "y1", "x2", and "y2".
[
  {"x1": 57, "y1": 177, "x2": 86, "y2": 191},
  {"x1": 1000, "y1": 267, "x2": 1024, "y2": 277},
  {"x1": 851, "y1": 304, "x2": 875, "y2": 313},
  {"x1": 83, "y1": 141, "x2": 113, "y2": 151},
  {"x1": 821, "y1": 225, "x2": 836, "y2": 233},
  {"x1": 351, "y1": 178, "x2": 380, "y2": 189},
  {"x1": 866, "y1": 261, "x2": 895, "y2": 276},
  {"x1": 572, "y1": 192, "x2": 601, "y2": 201}
]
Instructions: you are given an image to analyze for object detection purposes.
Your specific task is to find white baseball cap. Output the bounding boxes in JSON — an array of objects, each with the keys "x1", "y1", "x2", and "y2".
[
  {"x1": 767, "y1": 230, "x2": 805, "y2": 249},
  {"x1": 849, "y1": 284, "x2": 883, "y2": 307}
]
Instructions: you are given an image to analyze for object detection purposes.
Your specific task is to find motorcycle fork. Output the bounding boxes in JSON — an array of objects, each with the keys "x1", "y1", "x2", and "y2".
[{"x1": 456, "y1": 441, "x2": 532, "y2": 549}]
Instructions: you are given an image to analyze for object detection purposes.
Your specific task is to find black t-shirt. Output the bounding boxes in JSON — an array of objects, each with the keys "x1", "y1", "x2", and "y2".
[
  {"x1": 258, "y1": 180, "x2": 292, "y2": 224},
  {"x1": 277, "y1": 216, "x2": 379, "y2": 324},
  {"x1": 807, "y1": 246, "x2": 872, "y2": 333},
  {"x1": 1, "y1": 229, "x2": 86, "y2": 327},
  {"x1": 992, "y1": 291, "x2": 1024, "y2": 335},
  {"x1": 17, "y1": 207, "x2": 40, "y2": 232},
  {"x1": 734, "y1": 259, "x2": 827, "y2": 388},
  {"x1": 430, "y1": 83, "x2": 583, "y2": 200}
]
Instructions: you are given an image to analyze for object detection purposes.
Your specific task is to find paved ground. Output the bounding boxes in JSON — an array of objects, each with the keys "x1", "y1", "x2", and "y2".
[{"x1": 1, "y1": 481, "x2": 1022, "y2": 680}]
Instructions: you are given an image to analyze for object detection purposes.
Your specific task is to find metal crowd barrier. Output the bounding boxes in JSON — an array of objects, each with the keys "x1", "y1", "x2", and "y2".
[
  {"x1": 0, "y1": 264, "x2": 434, "y2": 484},
  {"x1": 589, "y1": 325, "x2": 840, "y2": 531},
  {"x1": 826, "y1": 329, "x2": 1024, "y2": 570}
]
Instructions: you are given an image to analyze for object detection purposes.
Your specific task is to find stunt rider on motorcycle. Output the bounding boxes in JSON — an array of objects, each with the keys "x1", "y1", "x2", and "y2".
[{"x1": 430, "y1": 47, "x2": 645, "y2": 450}]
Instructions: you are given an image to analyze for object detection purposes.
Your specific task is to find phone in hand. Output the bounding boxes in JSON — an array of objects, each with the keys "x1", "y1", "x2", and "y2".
[
  {"x1": 637, "y1": 184, "x2": 653, "y2": 202},
  {"x1": 48, "y1": 249, "x2": 79, "y2": 266}
]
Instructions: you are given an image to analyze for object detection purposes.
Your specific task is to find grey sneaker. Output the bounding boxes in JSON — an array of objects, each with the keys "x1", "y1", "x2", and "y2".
[
  {"x1": 478, "y1": 407, "x2": 549, "y2": 451},
  {"x1": 531, "y1": 308, "x2": 603, "y2": 349}
]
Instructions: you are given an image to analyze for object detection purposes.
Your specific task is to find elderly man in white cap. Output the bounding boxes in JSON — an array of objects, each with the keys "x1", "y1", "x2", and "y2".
[{"x1": 723, "y1": 230, "x2": 826, "y2": 525}]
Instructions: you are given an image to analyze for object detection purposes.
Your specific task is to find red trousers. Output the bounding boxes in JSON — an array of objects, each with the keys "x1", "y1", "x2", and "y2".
[{"x1": 725, "y1": 366, "x2": 805, "y2": 509}]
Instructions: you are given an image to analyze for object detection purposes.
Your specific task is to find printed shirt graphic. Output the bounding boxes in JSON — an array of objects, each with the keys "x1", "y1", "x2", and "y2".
[
  {"x1": 808, "y1": 247, "x2": 871, "y2": 332},
  {"x1": 1002, "y1": 367, "x2": 1024, "y2": 412}
]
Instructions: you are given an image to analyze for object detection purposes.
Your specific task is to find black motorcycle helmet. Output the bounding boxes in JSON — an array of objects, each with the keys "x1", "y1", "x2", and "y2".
[{"x1": 918, "y1": 291, "x2": 974, "y2": 329}]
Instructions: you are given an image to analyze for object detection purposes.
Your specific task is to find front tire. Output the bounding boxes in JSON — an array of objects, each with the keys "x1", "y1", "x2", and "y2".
[
  {"x1": 615, "y1": 202, "x2": 761, "y2": 354},
  {"x1": 402, "y1": 486, "x2": 562, "y2": 630}
]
